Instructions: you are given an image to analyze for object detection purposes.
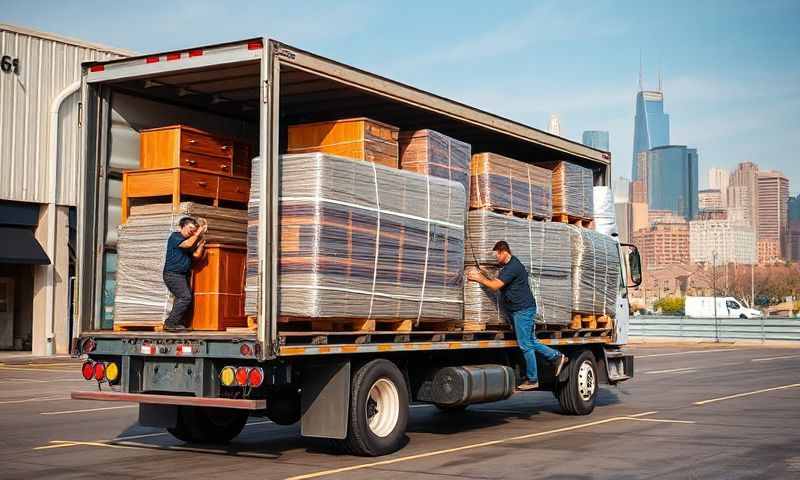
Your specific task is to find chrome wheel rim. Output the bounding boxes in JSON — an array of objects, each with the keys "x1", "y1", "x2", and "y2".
[
  {"x1": 366, "y1": 378, "x2": 399, "y2": 437},
  {"x1": 577, "y1": 361, "x2": 596, "y2": 402}
]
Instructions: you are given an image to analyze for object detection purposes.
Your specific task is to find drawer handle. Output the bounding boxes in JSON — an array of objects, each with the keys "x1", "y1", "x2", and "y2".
[
  {"x1": 187, "y1": 139, "x2": 197, "y2": 144},
  {"x1": 220, "y1": 164, "x2": 229, "y2": 170},
  {"x1": 196, "y1": 181, "x2": 208, "y2": 187},
  {"x1": 184, "y1": 159, "x2": 197, "y2": 166},
  {"x1": 221, "y1": 145, "x2": 230, "y2": 150}
]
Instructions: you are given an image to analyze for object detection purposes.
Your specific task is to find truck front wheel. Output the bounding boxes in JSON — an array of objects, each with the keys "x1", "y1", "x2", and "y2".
[
  {"x1": 342, "y1": 359, "x2": 409, "y2": 456},
  {"x1": 554, "y1": 350, "x2": 598, "y2": 415},
  {"x1": 167, "y1": 406, "x2": 248, "y2": 443}
]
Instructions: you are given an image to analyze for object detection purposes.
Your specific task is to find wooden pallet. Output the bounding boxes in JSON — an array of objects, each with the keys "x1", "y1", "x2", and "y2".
[
  {"x1": 552, "y1": 213, "x2": 593, "y2": 228},
  {"x1": 536, "y1": 327, "x2": 612, "y2": 339},
  {"x1": 113, "y1": 322, "x2": 164, "y2": 333},
  {"x1": 492, "y1": 207, "x2": 550, "y2": 222},
  {"x1": 278, "y1": 316, "x2": 415, "y2": 333},
  {"x1": 568, "y1": 314, "x2": 613, "y2": 330}
]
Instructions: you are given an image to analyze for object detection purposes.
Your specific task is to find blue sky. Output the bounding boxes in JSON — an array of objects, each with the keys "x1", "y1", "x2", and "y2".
[{"x1": 5, "y1": 0, "x2": 799, "y2": 190}]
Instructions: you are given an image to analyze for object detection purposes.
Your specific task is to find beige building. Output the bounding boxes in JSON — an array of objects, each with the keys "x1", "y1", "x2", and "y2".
[
  {"x1": 757, "y1": 239, "x2": 781, "y2": 265},
  {"x1": 708, "y1": 167, "x2": 730, "y2": 202},
  {"x1": 727, "y1": 161, "x2": 759, "y2": 227},
  {"x1": 689, "y1": 217, "x2": 757, "y2": 265},
  {"x1": 0, "y1": 24, "x2": 131, "y2": 354},
  {"x1": 632, "y1": 216, "x2": 689, "y2": 269},
  {"x1": 698, "y1": 189, "x2": 723, "y2": 210},
  {"x1": 757, "y1": 170, "x2": 790, "y2": 260}
]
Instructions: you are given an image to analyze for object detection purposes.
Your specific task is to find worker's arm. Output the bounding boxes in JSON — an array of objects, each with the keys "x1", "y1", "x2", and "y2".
[
  {"x1": 192, "y1": 239, "x2": 207, "y2": 259},
  {"x1": 465, "y1": 268, "x2": 505, "y2": 292},
  {"x1": 178, "y1": 224, "x2": 207, "y2": 249}
]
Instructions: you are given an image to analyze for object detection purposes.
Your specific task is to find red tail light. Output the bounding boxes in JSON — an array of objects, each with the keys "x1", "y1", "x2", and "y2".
[
  {"x1": 247, "y1": 40, "x2": 263, "y2": 50},
  {"x1": 240, "y1": 344, "x2": 252, "y2": 357},
  {"x1": 93, "y1": 362, "x2": 106, "y2": 381},
  {"x1": 81, "y1": 361, "x2": 94, "y2": 380},
  {"x1": 235, "y1": 367, "x2": 250, "y2": 386},
  {"x1": 248, "y1": 367, "x2": 264, "y2": 387},
  {"x1": 89, "y1": 65, "x2": 104, "y2": 72}
]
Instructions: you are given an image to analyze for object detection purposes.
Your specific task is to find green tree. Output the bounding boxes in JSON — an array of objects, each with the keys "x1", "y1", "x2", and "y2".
[{"x1": 654, "y1": 296, "x2": 685, "y2": 315}]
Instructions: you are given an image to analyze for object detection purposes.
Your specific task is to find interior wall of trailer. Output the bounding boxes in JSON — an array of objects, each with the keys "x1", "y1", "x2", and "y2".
[{"x1": 98, "y1": 91, "x2": 259, "y2": 329}]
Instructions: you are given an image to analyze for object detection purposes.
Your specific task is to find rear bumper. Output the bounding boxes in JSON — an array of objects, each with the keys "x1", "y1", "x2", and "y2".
[{"x1": 71, "y1": 391, "x2": 266, "y2": 410}]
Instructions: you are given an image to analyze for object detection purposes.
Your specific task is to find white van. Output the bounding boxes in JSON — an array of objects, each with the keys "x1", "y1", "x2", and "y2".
[{"x1": 685, "y1": 296, "x2": 763, "y2": 319}]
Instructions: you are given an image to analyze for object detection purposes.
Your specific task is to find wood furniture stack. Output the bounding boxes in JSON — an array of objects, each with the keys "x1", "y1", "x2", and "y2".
[
  {"x1": 287, "y1": 118, "x2": 400, "y2": 168},
  {"x1": 114, "y1": 125, "x2": 252, "y2": 332},
  {"x1": 568, "y1": 226, "x2": 620, "y2": 330},
  {"x1": 541, "y1": 161, "x2": 595, "y2": 225}
]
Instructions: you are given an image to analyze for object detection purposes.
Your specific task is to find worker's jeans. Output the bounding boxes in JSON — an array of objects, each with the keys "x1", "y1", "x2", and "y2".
[
  {"x1": 163, "y1": 271, "x2": 192, "y2": 327},
  {"x1": 511, "y1": 307, "x2": 561, "y2": 382}
]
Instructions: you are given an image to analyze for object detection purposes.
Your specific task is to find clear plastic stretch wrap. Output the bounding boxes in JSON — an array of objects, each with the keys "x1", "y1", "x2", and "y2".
[
  {"x1": 244, "y1": 157, "x2": 261, "y2": 315},
  {"x1": 464, "y1": 210, "x2": 572, "y2": 326},
  {"x1": 114, "y1": 203, "x2": 248, "y2": 324},
  {"x1": 569, "y1": 225, "x2": 620, "y2": 316},
  {"x1": 592, "y1": 186, "x2": 618, "y2": 238},
  {"x1": 470, "y1": 153, "x2": 553, "y2": 219},
  {"x1": 399, "y1": 129, "x2": 472, "y2": 211},
  {"x1": 275, "y1": 152, "x2": 466, "y2": 320},
  {"x1": 547, "y1": 161, "x2": 594, "y2": 219}
]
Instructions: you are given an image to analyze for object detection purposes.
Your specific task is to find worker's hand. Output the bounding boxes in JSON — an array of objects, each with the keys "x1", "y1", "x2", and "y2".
[
  {"x1": 197, "y1": 224, "x2": 208, "y2": 236},
  {"x1": 465, "y1": 268, "x2": 483, "y2": 283},
  {"x1": 198, "y1": 239, "x2": 207, "y2": 248}
]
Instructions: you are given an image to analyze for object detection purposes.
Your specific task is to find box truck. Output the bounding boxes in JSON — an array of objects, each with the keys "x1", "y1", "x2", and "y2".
[{"x1": 70, "y1": 38, "x2": 641, "y2": 456}]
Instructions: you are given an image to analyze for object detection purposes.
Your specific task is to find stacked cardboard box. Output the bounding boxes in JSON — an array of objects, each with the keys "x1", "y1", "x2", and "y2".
[
  {"x1": 464, "y1": 210, "x2": 572, "y2": 326},
  {"x1": 470, "y1": 153, "x2": 553, "y2": 219}
]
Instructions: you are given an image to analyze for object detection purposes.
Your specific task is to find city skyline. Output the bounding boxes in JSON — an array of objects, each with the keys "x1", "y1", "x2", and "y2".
[{"x1": 3, "y1": 1, "x2": 798, "y2": 191}]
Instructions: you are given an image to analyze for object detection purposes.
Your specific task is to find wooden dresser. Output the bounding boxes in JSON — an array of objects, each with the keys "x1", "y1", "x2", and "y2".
[
  {"x1": 191, "y1": 244, "x2": 247, "y2": 331},
  {"x1": 121, "y1": 125, "x2": 253, "y2": 222},
  {"x1": 287, "y1": 117, "x2": 399, "y2": 168}
]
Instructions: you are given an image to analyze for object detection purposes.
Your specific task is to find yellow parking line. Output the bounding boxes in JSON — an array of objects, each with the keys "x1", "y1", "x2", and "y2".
[
  {"x1": 694, "y1": 383, "x2": 800, "y2": 406},
  {"x1": 621, "y1": 417, "x2": 696, "y2": 424},
  {"x1": 751, "y1": 354, "x2": 800, "y2": 362},
  {"x1": 284, "y1": 411, "x2": 660, "y2": 480},
  {"x1": 41, "y1": 405, "x2": 137, "y2": 416}
]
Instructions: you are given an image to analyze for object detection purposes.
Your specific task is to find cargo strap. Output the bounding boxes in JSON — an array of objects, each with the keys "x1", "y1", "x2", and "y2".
[
  {"x1": 367, "y1": 162, "x2": 381, "y2": 319},
  {"x1": 416, "y1": 173, "x2": 432, "y2": 324}
]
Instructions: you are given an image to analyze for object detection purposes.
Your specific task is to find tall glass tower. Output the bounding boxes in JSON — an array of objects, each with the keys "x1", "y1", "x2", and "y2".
[
  {"x1": 582, "y1": 130, "x2": 610, "y2": 151},
  {"x1": 632, "y1": 91, "x2": 670, "y2": 180},
  {"x1": 646, "y1": 145, "x2": 699, "y2": 220}
]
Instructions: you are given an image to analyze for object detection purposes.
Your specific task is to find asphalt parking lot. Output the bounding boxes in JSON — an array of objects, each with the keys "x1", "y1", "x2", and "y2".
[{"x1": 1, "y1": 343, "x2": 799, "y2": 479}]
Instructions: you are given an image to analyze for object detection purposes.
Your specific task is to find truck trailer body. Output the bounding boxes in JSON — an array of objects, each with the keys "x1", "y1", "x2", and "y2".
[{"x1": 71, "y1": 38, "x2": 639, "y2": 456}]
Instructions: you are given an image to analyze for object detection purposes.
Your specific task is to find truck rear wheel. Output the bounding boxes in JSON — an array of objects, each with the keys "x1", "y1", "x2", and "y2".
[
  {"x1": 342, "y1": 359, "x2": 409, "y2": 456},
  {"x1": 266, "y1": 389, "x2": 302, "y2": 425},
  {"x1": 554, "y1": 350, "x2": 598, "y2": 415},
  {"x1": 167, "y1": 406, "x2": 248, "y2": 444}
]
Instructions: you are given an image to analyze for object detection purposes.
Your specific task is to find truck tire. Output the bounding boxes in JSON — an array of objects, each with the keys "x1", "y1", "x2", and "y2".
[
  {"x1": 342, "y1": 359, "x2": 409, "y2": 456},
  {"x1": 739, "y1": 314, "x2": 747, "y2": 319},
  {"x1": 554, "y1": 350, "x2": 598, "y2": 415},
  {"x1": 167, "y1": 406, "x2": 248, "y2": 444},
  {"x1": 266, "y1": 389, "x2": 302, "y2": 425}
]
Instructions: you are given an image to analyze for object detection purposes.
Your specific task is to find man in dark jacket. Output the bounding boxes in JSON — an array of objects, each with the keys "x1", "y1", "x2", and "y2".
[
  {"x1": 466, "y1": 240, "x2": 568, "y2": 390},
  {"x1": 162, "y1": 216, "x2": 207, "y2": 332}
]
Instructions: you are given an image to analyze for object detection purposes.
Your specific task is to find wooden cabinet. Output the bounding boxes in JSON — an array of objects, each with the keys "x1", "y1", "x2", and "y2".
[
  {"x1": 191, "y1": 244, "x2": 247, "y2": 331},
  {"x1": 121, "y1": 168, "x2": 249, "y2": 222},
  {"x1": 140, "y1": 125, "x2": 252, "y2": 177},
  {"x1": 287, "y1": 117, "x2": 399, "y2": 168}
]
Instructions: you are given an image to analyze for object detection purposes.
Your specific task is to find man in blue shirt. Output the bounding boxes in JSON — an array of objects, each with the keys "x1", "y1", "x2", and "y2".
[
  {"x1": 162, "y1": 216, "x2": 207, "y2": 332},
  {"x1": 466, "y1": 241, "x2": 568, "y2": 390}
]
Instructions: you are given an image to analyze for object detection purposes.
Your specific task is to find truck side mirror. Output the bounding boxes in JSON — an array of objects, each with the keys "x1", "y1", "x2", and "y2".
[{"x1": 621, "y1": 243, "x2": 642, "y2": 288}]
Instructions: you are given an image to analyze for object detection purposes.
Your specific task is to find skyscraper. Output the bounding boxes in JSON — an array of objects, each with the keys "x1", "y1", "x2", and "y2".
[
  {"x1": 632, "y1": 90, "x2": 670, "y2": 180},
  {"x1": 582, "y1": 130, "x2": 610, "y2": 151},
  {"x1": 646, "y1": 145, "x2": 699, "y2": 221},
  {"x1": 708, "y1": 167, "x2": 730, "y2": 202},
  {"x1": 547, "y1": 114, "x2": 561, "y2": 136},
  {"x1": 612, "y1": 176, "x2": 630, "y2": 203},
  {"x1": 757, "y1": 170, "x2": 790, "y2": 260},
  {"x1": 727, "y1": 162, "x2": 760, "y2": 228}
]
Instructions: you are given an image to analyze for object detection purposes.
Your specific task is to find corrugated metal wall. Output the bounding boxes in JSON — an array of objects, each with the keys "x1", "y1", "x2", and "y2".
[{"x1": 0, "y1": 25, "x2": 129, "y2": 206}]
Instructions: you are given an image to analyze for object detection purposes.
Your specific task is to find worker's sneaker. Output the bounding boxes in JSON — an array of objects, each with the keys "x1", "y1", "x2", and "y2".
[
  {"x1": 554, "y1": 354, "x2": 570, "y2": 377},
  {"x1": 517, "y1": 380, "x2": 539, "y2": 391}
]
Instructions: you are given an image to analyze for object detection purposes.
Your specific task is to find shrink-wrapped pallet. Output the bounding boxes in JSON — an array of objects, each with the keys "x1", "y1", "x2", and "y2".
[
  {"x1": 470, "y1": 153, "x2": 553, "y2": 219},
  {"x1": 569, "y1": 226, "x2": 620, "y2": 316},
  {"x1": 114, "y1": 203, "x2": 248, "y2": 325},
  {"x1": 464, "y1": 210, "x2": 572, "y2": 326},
  {"x1": 545, "y1": 161, "x2": 594, "y2": 219},
  {"x1": 244, "y1": 157, "x2": 261, "y2": 315},
  {"x1": 274, "y1": 153, "x2": 465, "y2": 321},
  {"x1": 592, "y1": 186, "x2": 618, "y2": 237},
  {"x1": 399, "y1": 129, "x2": 471, "y2": 211}
]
